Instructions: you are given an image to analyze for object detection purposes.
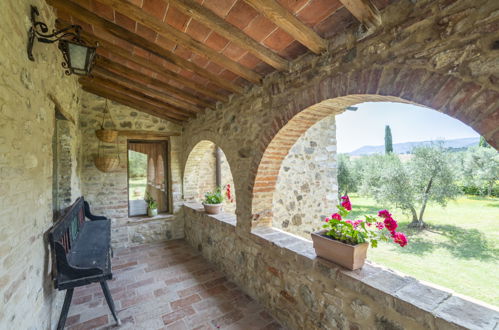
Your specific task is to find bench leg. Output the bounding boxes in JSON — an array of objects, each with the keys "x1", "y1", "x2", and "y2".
[
  {"x1": 57, "y1": 288, "x2": 74, "y2": 330},
  {"x1": 100, "y1": 281, "x2": 120, "y2": 325}
]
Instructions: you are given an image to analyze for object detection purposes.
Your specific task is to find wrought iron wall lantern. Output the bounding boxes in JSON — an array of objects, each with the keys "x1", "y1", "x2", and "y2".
[{"x1": 27, "y1": 5, "x2": 97, "y2": 76}]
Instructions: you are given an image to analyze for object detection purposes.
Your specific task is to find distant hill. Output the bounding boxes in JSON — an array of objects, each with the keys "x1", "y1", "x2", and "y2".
[{"x1": 349, "y1": 137, "x2": 480, "y2": 156}]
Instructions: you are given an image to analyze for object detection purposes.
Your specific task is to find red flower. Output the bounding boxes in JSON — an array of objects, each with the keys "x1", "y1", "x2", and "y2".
[
  {"x1": 378, "y1": 210, "x2": 391, "y2": 218},
  {"x1": 325, "y1": 218, "x2": 330, "y2": 223},
  {"x1": 226, "y1": 184, "x2": 232, "y2": 201},
  {"x1": 384, "y1": 217, "x2": 398, "y2": 232},
  {"x1": 393, "y1": 232, "x2": 408, "y2": 247},
  {"x1": 341, "y1": 195, "x2": 352, "y2": 211},
  {"x1": 331, "y1": 213, "x2": 342, "y2": 221}
]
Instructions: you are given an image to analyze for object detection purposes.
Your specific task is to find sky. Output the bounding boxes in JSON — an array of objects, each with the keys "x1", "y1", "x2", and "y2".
[{"x1": 335, "y1": 102, "x2": 479, "y2": 153}]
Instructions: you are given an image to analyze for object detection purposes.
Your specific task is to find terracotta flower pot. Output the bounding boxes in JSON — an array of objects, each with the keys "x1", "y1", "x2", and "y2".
[
  {"x1": 203, "y1": 203, "x2": 223, "y2": 214},
  {"x1": 311, "y1": 230, "x2": 369, "y2": 270}
]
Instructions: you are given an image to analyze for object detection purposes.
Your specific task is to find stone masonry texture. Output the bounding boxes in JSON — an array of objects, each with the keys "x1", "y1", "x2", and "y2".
[{"x1": 0, "y1": 0, "x2": 498, "y2": 329}]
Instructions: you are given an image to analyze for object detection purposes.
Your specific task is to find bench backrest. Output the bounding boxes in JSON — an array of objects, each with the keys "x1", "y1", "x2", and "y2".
[{"x1": 49, "y1": 197, "x2": 86, "y2": 255}]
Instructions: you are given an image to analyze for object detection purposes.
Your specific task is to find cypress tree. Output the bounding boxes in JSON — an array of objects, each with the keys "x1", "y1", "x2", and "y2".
[{"x1": 385, "y1": 125, "x2": 393, "y2": 154}]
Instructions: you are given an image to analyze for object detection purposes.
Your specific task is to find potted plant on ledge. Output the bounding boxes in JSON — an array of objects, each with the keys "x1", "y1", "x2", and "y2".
[
  {"x1": 145, "y1": 192, "x2": 158, "y2": 217},
  {"x1": 311, "y1": 195, "x2": 408, "y2": 270},
  {"x1": 202, "y1": 185, "x2": 232, "y2": 215}
]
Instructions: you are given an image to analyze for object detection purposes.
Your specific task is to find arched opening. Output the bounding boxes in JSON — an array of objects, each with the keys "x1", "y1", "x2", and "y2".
[
  {"x1": 184, "y1": 140, "x2": 237, "y2": 214},
  {"x1": 252, "y1": 95, "x2": 498, "y2": 306}
]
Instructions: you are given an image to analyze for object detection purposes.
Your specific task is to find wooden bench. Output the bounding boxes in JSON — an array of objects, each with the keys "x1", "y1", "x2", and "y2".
[{"x1": 48, "y1": 197, "x2": 120, "y2": 329}]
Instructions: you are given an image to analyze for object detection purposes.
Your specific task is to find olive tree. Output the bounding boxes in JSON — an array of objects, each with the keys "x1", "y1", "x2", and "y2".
[
  {"x1": 461, "y1": 147, "x2": 499, "y2": 196},
  {"x1": 361, "y1": 146, "x2": 459, "y2": 228}
]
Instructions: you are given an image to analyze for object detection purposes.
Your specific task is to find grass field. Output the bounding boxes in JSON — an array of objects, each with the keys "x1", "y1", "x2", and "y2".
[
  {"x1": 129, "y1": 177, "x2": 146, "y2": 200},
  {"x1": 347, "y1": 194, "x2": 499, "y2": 306}
]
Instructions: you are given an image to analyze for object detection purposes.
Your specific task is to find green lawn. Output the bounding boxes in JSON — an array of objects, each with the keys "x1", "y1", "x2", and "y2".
[
  {"x1": 129, "y1": 177, "x2": 147, "y2": 200},
  {"x1": 347, "y1": 194, "x2": 499, "y2": 306}
]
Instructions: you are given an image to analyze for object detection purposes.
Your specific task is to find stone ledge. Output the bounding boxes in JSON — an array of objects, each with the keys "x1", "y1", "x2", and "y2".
[
  {"x1": 118, "y1": 213, "x2": 176, "y2": 227},
  {"x1": 184, "y1": 202, "x2": 237, "y2": 227},
  {"x1": 247, "y1": 226, "x2": 499, "y2": 330}
]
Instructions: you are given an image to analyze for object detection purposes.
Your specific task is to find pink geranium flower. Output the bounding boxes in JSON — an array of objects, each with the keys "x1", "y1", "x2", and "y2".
[
  {"x1": 378, "y1": 210, "x2": 391, "y2": 218},
  {"x1": 393, "y1": 232, "x2": 408, "y2": 247},
  {"x1": 341, "y1": 195, "x2": 352, "y2": 211},
  {"x1": 375, "y1": 222, "x2": 384, "y2": 230},
  {"x1": 331, "y1": 213, "x2": 342, "y2": 221},
  {"x1": 384, "y1": 217, "x2": 398, "y2": 232}
]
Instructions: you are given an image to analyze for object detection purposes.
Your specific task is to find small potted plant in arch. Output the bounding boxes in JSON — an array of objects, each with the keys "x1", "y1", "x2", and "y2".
[
  {"x1": 144, "y1": 192, "x2": 158, "y2": 217},
  {"x1": 311, "y1": 195, "x2": 408, "y2": 270},
  {"x1": 202, "y1": 185, "x2": 233, "y2": 215}
]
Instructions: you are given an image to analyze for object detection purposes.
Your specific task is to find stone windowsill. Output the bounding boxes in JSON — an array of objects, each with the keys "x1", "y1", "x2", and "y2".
[
  {"x1": 184, "y1": 202, "x2": 237, "y2": 227},
  {"x1": 184, "y1": 204, "x2": 499, "y2": 330},
  {"x1": 125, "y1": 213, "x2": 176, "y2": 226}
]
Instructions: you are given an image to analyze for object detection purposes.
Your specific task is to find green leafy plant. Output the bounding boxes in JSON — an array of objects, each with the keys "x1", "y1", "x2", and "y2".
[
  {"x1": 322, "y1": 196, "x2": 408, "y2": 248},
  {"x1": 203, "y1": 187, "x2": 224, "y2": 204},
  {"x1": 144, "y1": 192, "x2": 158, "y2": 209}
]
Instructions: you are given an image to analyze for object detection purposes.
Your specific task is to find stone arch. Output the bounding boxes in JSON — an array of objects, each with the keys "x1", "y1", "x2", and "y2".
[
  {"x1": 183, "y1": 140, "x2": 237, "y2": 212},
  {"x1": 250, "y1": 67, "x2": 499, "y2": 228}
]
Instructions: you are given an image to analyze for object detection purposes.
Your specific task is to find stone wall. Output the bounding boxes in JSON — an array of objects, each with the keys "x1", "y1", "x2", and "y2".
[
  {"x1": 79, "y1": 92, "x2": 184, "y2": 248},
  {"x1": 184, "y1": 205, "x2": 499, "y2": 330},
  {"x1": 0, "y1": 1, "x2": 83, "y2": 328},
  {"x1": 181, "y1": 0, "x2": 499, "y2": 328},
  {"x1": 273, "y1": 115, "x2": 337, "y2": 238}
]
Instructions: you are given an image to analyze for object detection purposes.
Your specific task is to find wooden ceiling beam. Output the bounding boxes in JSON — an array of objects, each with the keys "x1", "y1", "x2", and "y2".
[
  {"x1": 338, "y1": 0, "x2": 381, "y2": 29},
  {"x1": 80, "y1": 76, "x2": 192, "y2": 120},
  {"x1": 243, "y1": 0, "x2": 327, "y2": 54},
  {"x1": 81, "y1": 86, "x2": 184, "y2": 123},
  {"x1": 95, "y1": 56, "x2": 213, "y2": 109},
  {"x1": 168, "y1": 0, "x2": 288, "y2": 71},
  {"x1": 47, "y1": 0, "x2": 243, "y2": 94},
  {"x1": 92, "y1": 66, "x2": 202, "y2": 115},
  {"x1": 62, "y1": 25, "x2": 227, "y2": 103}
]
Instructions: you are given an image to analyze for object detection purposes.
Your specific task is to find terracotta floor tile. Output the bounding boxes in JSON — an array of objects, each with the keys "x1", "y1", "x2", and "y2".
[{"x1": 62, "y1": 240, "x2": 284, "y2": 329}]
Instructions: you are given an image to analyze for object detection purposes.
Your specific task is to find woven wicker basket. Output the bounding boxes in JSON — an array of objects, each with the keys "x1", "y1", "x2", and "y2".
[
  {"x1": 94, "y1": 155, "x2": 119, "y2": 172},
  {"x1": 95, "y1": 129, "x2": 118, "y2": 143}
]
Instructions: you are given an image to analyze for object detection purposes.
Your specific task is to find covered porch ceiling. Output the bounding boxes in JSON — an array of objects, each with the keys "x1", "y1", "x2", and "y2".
[{"x1": 46, "y1": 0, "x2": 391, "y2": 123}]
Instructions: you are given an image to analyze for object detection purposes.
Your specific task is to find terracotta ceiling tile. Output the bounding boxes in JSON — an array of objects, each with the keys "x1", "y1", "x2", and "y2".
[
  {"x1": 173, "y1": 45, "x2": 194, "y2": 60},
  {"x1": 149, "y1": 54, "x2": 165, "y2": 66},
  {"x1": 115, "y1": 11, "x2": 137, "y2": 31},
  {"x1": 179, "y1": 69, "x2": 196, "y2": 79},
  {"x1": 186, "y1": 19, "x2": 212, "y2": 42},
  {"x1": 225, "y1": 1, "x2": 259, "y2": 30},
  {"x1": 77, "y1": 0, "x2": 92, "y2": 10},
  {"x1": 222, "y1": 42, "x2": 247, "y2": 61},
  {"x1": 96, "y1": 47, "x2": 110, "y2": 58},
  {"x1": 219, "y1": 70, "x2": 239, "y2": 82},
  {"x1": 314, "y1": 6, "x2": 355, "y2": 39},
  {"x1": 126, "y1": 60, "x2": 145, "y2": 72},
  {"x1": 201, "y1": 0, "x2": 237, "y2": 18},
  {"x1": 190, "y1": 54, "x2": 210, "y2": 68},
  {"x1": 156, "y1": 35, "x2": 177, "y2": 51},
  {"x1": 263, "y1": 29, "x2": 294, "y2": 52},
  {"x1": 296, "y1": 0, "x2": 342, "y2": 26},
  {"x1": 205, "y1": 62, "x2": 224, "y2": 75},
  {"x1": 142, "y1": 0, "x2": 168, "y2": 21},
  {"x1": 276, "y1": 0, "x2": 310, "y2": 13},
  {"x1": 253, "y1": 62, "x2": 274, "y2": 76},
  {"x1": 238, "y1": 53, "x2": 261, "y2": 68},
  {"x1": 243, "y1": 15, "x2": 277, "y2": 42},
  {"x1": 139, "y1": 66, "x2": 157, "y2": 77},
  {"x1": 279, "y1": 40, "x2": 307, "y2": 59},
  {"x1": 204, "y1": 32, "x2": 229, "y2": 52},
  {"x1": 114, "y1": 37, "x2": 136, "y2": 51},
  {"x1": 165, "y1": 6, "x2": 190, "y2": 31},
  {"x1": 136, "y1": 23, "x2": 158, "y2": 41},
  {"x1": 91, "y1": 0, "x2": 115, "y2": 21}
]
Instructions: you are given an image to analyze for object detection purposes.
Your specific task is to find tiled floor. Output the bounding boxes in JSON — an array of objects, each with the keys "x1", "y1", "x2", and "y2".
[{"x1": 65, "y1": 240, "x2": 284, "y2": 330}]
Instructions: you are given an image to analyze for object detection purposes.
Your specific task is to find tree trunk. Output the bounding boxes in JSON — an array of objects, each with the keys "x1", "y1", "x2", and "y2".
[
  {"x1": 408, "y1": 206, "x2": 419, "y2": 227},
  {"x1": 487, "y1": 182, "x2": 492, "y2": 197},
  {"x1": 411, "y1": 177, "x2": 433, "y2": 229}
]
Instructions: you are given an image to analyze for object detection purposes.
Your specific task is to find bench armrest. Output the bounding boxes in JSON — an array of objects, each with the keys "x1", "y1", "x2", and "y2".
[{"x1": 84, "y1": 201, "x2": 109, "y2": 221}]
